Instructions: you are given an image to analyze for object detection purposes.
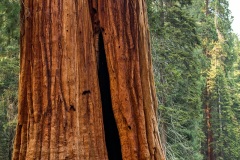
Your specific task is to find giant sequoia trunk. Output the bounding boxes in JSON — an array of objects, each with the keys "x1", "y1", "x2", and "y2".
[{"x1": 13, "y1": 1, "x2": 165, "y2": 159}]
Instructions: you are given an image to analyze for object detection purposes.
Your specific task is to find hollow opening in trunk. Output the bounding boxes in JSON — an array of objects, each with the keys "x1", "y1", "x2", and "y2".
[{"x1": 98, "y1": 32, "x2": 122, "y2": 160}]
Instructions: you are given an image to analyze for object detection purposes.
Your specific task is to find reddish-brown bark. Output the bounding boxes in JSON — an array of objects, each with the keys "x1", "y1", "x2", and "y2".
[
  {"x1": 13, "y1": 1, "x2": 165, "y2": 159},
  {"x1": 204, "y1": 98, "x2": 214, "y2": 160}
]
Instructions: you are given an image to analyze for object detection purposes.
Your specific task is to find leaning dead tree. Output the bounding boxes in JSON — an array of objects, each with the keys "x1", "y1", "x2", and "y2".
[{"x1": 12, "y1": 0, "x2": 165, "y2": 159}]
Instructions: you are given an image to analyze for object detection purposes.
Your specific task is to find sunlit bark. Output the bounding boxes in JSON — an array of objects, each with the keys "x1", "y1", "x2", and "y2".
[{"x1": 12, "y1": 1, "x2": 165, "y2": 159}]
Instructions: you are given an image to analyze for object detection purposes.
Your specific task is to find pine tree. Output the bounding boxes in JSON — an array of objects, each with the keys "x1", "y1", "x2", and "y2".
[
  {"x1": 198, "y1": 0, "x2": 240, "y2": 159},
  {"x1": 147, "y1": 0, "x2": 205, "y2": 159}
]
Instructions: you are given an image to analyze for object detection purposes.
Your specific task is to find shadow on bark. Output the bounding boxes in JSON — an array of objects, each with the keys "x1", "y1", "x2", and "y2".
[{"x1": 98, "y1": 32, "x2": 122, "y2": 160}]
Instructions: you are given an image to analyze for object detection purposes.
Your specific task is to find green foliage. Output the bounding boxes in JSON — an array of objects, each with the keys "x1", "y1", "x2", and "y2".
[
  {"x1": 0, "y1": 0, "x2": 20, "y2": 159},
  {"x1": 148, "y1": 0, "x2": 205, "y2": 159},
  {"x1": 148, "y1": 0, "x2": 240, "y2": 159},
  {"x1": 0, "y1": 0, "x2": 240, "y2": 159},
  {"x1": 202, "y1": 0, "x2": 240, "y2": 159}
]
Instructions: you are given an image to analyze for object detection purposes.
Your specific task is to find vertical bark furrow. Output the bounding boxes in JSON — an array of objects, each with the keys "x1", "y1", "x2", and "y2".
[
  {"x1": 98, "y1": 32, "x2": 122, "y2": 160},
  {"x1": 12, "y1": 0, "x2": 28, "y2": 159},
  {"x1": 99, "y1": 0, "x2": 165, "y2": 159},
  {"x1": 13, "y1": 0, "x2": 165, "y2": 159},
  {"x1": 40, "y1": 1, "x2": 51, "y2": 159}
]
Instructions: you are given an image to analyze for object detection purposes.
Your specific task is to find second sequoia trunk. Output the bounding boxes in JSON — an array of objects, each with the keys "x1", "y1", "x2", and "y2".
[{"x1": 12, "y1": 0, "x2": 165, "y2": 159}]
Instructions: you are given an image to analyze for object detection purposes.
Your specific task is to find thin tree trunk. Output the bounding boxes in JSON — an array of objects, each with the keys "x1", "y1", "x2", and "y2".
[
  {"x1": 12, "y1": 0, "x2": 165, "y2": 159},
  {"x1": 204, "y1": 92, "x2": 214, "y2": 160},
  {"x1": 206, "y1": 0, "x2": 209, "y2": 15},
  {"x1": 159, "y1": 0, "x2": 164, "y2": 29},
  {"x1": 214, "y1": 1, "x2": 223, "y2": 158},
  {"x1": 203, "y1": 1, "x2": 215, "y2": 159}
]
